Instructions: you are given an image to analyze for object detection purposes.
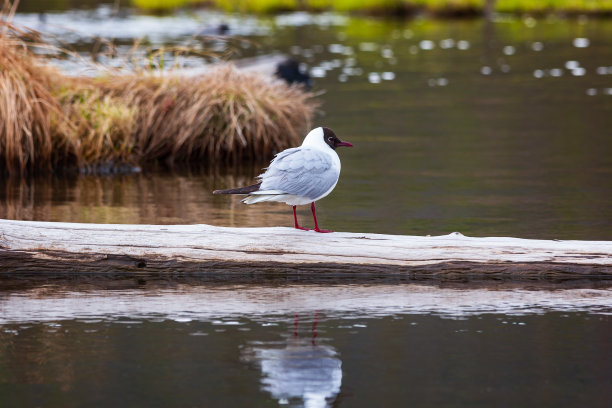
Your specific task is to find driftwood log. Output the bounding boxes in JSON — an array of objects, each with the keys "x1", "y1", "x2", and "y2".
[{"x1": 0, "y1": 219, "x2": 611, "y2": 279}]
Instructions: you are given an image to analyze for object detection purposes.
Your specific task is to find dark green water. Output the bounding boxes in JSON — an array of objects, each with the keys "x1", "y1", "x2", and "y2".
[
  {"x1": 2, "y1": 4, "x2": 612, "y2": 408},
  {"x1": 3, "y1": 7, "x2": 612, "y2": 239}
]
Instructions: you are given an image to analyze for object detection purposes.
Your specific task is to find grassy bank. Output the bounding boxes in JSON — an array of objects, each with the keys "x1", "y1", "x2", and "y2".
[
  {"x1": 0, "y1": 22, "x2": 316, "y2": 175},
  {"x1": 134, "y1": 0, "x2": 612, "y2": 15}
]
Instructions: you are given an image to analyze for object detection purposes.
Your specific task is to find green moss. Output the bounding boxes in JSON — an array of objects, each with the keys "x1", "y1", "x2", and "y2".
[
  {"x1": 130, "y1": 0, "x2": 612, "y2": 14},
  {"x1": 130, "y1": 0, "x2": 204, "y2": 11},
  {"x1": 130, "y1": 0, "x2": 612, "y2": 13},
  {"x1": 496, "y1": 0, "x2": 612, "y2": 13},
  {"x1": 53, "y1": 87, "x2": 137, "y2": 164},
  {"x1": 215, "y1": 0, "x2": 299, "y2": 13},
  {"x1": 333, "y1": 0, "x2": 403, "y2": 13}
]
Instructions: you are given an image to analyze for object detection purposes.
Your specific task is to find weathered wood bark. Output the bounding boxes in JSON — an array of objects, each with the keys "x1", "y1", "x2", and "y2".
[{"x1": 1, "y1": 219, "x2": 611, "y2": 279}]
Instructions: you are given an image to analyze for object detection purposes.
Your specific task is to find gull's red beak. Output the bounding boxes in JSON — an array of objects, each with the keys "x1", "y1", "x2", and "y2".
[{"x1": 337, "y1": 140, "x2": 353, "y2": 148}]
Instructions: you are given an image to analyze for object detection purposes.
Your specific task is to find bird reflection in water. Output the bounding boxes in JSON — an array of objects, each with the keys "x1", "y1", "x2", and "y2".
[{"x1": 242, "y1": 312, "x2": 342, "y2": 408}]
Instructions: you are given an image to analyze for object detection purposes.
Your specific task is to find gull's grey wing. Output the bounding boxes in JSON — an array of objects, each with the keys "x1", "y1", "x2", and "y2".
[{"x1": 259, "y1": 147, "x2": 338, "y2": 200}]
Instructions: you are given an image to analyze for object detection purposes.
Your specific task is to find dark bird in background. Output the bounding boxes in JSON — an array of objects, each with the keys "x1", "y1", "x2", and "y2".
[{"x1": 275, "y1": 58, "x2": 312, "y2": 89}]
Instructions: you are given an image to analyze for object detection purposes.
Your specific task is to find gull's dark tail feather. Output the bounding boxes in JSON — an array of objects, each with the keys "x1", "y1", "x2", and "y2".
[{"x1": 213, "y1": 182, "x2": 262, "y2": 195}]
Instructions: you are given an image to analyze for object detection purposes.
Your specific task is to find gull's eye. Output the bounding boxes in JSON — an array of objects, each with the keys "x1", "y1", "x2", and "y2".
[{"x1": 328, "y1": 137, "x2": 333, "y2": 141}]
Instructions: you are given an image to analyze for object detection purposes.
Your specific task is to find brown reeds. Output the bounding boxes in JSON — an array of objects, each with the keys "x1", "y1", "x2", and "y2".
[
  {"x1": 0, "y1": 15, "x2": 317, "y2": 175},
  {"x1": 0, "y1": 25, "x2": 72, "y2": 173},
  {"x1": 98, "y1": 65, "x2": 314, "y2": 164}
]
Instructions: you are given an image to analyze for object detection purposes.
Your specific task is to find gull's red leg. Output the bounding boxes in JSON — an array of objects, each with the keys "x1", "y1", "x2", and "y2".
[
  {"x1": 293, "y1": 206, "x2": 310, "y2": 231},
  {"x1": 312, "y1": 311, "x2": 319, "y2": 345},
  {"x1": 311, "y1": 202, "x2": 332, "y2": 233}
]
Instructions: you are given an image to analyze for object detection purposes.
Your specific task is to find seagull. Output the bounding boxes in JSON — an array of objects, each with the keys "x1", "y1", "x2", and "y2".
[{"x1": 213, "y1": 127, "x2": 353, "y2": 233}]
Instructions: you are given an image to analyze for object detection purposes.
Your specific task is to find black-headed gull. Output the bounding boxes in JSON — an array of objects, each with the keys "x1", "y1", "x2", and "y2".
[{"x1": 213, "y1": 127, "x2": 352, "y2": 232}]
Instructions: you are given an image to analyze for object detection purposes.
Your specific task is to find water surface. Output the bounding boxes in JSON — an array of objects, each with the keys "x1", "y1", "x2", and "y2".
[
  {"x1": 3, "y1": 7, "x2": 612, "y2": 239},
  {"x1": 2, "y1": 6, "x2": 612, "y2": 407},
  {"x1": 1, "y1": 281, "x2": 611, "y2": 407}
]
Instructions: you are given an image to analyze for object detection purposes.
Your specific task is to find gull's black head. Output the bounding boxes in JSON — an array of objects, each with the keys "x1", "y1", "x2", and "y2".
[{"x1": 322, "y1": 127, "x2": 353, "y2": 150}]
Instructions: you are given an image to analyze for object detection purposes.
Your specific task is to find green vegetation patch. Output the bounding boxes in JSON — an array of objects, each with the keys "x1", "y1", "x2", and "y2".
[{"x1": 132, "y1": 0, "x2": 612, "y2": 14}]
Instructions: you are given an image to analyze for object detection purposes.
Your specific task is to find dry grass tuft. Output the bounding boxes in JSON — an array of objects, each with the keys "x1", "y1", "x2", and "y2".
[
  {"x1": 0, "y1": 24, "x2": 73, "y2": 173},
  {"x1": 99, "y1": 66, "x2": 314, "y2": 164},
  {"x1": 0, "y1": 14, "x2": 318, "y2": 175}
]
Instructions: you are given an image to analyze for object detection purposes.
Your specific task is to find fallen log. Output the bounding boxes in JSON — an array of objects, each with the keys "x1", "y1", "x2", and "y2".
[{"x1": 0, "y1": 219, "x2": 611, "y2": 279}]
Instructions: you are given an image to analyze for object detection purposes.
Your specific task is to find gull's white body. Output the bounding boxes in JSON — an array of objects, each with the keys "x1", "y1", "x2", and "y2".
[{"x1": 243, "y1": 127, "x2": 341, "y2": 206}]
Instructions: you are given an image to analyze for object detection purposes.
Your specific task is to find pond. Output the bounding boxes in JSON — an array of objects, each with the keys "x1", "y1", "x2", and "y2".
[
  {"x1": 1, "y1": 3, "x2": 612, "y2": 407},
  {"x1": 2, "y1": 3, "x2": 612, "y2": 239}
]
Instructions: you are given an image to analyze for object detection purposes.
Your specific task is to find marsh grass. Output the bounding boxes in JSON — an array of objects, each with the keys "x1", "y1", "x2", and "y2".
[
  {"x1": 57, "y1": 86, "x2": 137, "y2": 165},
  {"x1": 0, "y1": 10, "x2": 317, "y2": 175},
  {"x1": 0, "y1": 25, "x2": 72, "y2": 174},
  {"x1": 96, "y1": 66, "x2": 314, "y2": 164}
]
